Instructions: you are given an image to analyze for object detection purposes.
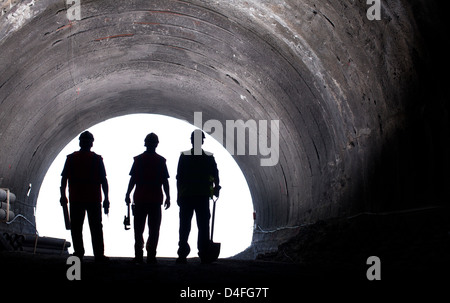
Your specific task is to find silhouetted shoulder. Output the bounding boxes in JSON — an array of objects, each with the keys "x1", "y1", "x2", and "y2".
[
  {"x1": 93, "y1": 152, "x2": 103, "y2": 160},
  {"x1": 180, "y1": 150, "x2": 213, "y2": 156},
  {"x1": 203, "y1": 150, "x2": 213, "y2": 156},
  {"x1": 181, "y1": 150, "x2": 192, "y2": 156},
  {"x1": 67, "y1": 151, "x2": 102, "y2": 161},
  {"x1": 133, "y1": 152, "x2": 144, "y2": 161},
  {"x1": 155, "y1": 153, "x2": 167, "y2": 162},
  {"x1": 134, "y1": 152, "x2": 166, "y2": 162}
]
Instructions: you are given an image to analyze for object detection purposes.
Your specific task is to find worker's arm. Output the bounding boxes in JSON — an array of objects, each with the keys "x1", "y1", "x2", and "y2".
[
  {"x1": 98, "y1": 157, "x2": 109, "y2": 214},
  {"x1": 176, "y1": 154, "x2": 185, "y2": 205},
  {"x1": 102, "y1": 176, "x2": 110, "y2": 214},
  {"x1": 212, "y1": 157, "x2": 221, "y2": 198},
  {"x1": 163, "y1": 178, "x2": 170, "y2": 210},
  {"x1": 60, "y1": 176, "x2": 68, "y2": 205},
  {"x1": 60, "y1": 156, "x2": 70, "y2": 205},
  {"x1": 125, "y1": 175, "x2": 136, "y2": 205}
]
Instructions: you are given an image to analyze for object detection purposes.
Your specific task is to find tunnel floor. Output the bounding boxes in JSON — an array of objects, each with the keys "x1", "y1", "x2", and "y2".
[
  {"x1": 1, "y1": 206, "x2": 448, "y2": 289},
  {"x1": 0, "y1": 252, "x2": 314, "y2": 283},
  {"x1": 0, "y1": 251, "x2": 370, "y2": 292},
  {"x1": 1, "y1": 249, "x2": 444, "y2": 283}
]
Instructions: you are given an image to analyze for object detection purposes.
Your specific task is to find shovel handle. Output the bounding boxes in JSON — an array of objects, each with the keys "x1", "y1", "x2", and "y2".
[{"x1": 210, "y1": 197, "x2": 218, "y2": 241}]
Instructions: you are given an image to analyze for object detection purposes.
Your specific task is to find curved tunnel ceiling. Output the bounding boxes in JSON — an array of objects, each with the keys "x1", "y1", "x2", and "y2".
[{"x1": 1, "y1": 0, "x2": 447, "y2": 250}]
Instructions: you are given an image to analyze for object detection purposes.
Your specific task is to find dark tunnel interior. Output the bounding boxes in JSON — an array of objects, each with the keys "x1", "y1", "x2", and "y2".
[{"x1": 0, "y1": 0, "x2": 449, "y2": 282}]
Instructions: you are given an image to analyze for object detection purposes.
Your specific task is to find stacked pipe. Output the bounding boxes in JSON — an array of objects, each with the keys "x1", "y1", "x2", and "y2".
[
  {"x1": 1, "y1": 233, "x2": 23, "y2": 250},
  {"x1": 1, "y1": 233, "x2": 71, "y2": 255},
  {"x1": 22, "y1": 235, "x2": 71, "y2": 255},
  {"x1": 0, "y1": 188, "x2": 16, "y2": 222}
]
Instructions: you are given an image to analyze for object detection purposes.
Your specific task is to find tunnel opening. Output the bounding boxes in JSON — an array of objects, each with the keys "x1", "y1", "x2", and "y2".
[
  {"x1": 36, "y1": 114, "x2": 254, "y2": 258},
  {"x1": 1, "y1": 0, "x2": 449, "y2": 281},
  {"x1": 2, "y1": 0, "x2": 329, "y2": 256}
]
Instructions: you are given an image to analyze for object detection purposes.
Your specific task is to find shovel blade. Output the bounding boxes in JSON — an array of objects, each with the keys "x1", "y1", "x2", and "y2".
[{"x1": 206, "y1": 241, "x2": 221, "y2": 263}]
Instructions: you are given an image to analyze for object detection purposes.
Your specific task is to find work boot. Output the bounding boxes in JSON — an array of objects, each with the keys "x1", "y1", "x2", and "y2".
[
  {"x1": 134, "y1": 250, "x2": 144, "y2": 264},
  {"x1": 147, "y1": 249, "x2": 157, "y2": 264},
  {"x1": 73, "y1": 252, "x2": 84, "y2": 262},
  {"x1": 94, "y1": 255, "x2": 110, "y2": 263}
]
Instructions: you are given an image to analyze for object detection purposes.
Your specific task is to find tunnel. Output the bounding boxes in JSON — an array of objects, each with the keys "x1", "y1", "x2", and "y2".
[{"x1": 1, "y1": 0, "x2": 449, "y2": 281}]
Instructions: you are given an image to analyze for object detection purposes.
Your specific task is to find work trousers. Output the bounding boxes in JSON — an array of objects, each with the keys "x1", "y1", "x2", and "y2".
[
  {"x1": 177, "y1": 196, "x2": 210, "y2": 259},
  {"x1": 70, "y1": 201, "x2": 104, "y2": 258},
  {"x1": 134, "y1": 203, "x2": 162, "y2": 258}
]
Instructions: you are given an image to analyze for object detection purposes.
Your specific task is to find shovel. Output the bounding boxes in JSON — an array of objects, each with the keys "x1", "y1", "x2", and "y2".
[
  {"x1": 206, "y1": 197, "x2": 221, "y2": 262},
  {"x1": 61, "y1": 203, "x2": 71, "y2": 230},
  {"x1": 123, "y1": 202, "x2": 131, "y2": 230}
]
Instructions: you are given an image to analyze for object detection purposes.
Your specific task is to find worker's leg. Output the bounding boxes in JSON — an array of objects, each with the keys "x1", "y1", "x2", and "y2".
[
  {"x1": 146, "y1": 203, "x2": 162, "y2": 261},
  {"x1": 86, "y1": 202, "x2": 105, "y2": 258},
  {"x1": 195, "y1": 196, "x2": 211, "y2": 260},
  {"x1": 69, "y1": 202, "x2": 86, "y2": 259},
  {"x1": 133, "y1": 203, "x2": 148, "y2": 262},
  {"x1": 177, "y1": 200, "x2": 194, "y2": 259}
]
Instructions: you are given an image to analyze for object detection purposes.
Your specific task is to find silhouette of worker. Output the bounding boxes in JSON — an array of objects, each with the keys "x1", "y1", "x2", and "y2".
[
  {"x1": 176, "y1": 130, "x2": 220, "y2": 264},
  {"x1": 60, "y1": 131, "x2": 109, "y2": 262},
  {"x1": 125, "y1": 133, "x2": 170, "y2": 264}
]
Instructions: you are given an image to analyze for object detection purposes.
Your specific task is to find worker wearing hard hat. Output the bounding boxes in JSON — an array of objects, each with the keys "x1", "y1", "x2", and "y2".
[
  {"x1": 60, "y1": 131, "x2": 110, "y2": 263},
  {"x1": 176, "y1": 130, "x2": 221, "y2": 264},
  {"x1": 125, "y1": 133, "x2": 171, "y2": 264}
]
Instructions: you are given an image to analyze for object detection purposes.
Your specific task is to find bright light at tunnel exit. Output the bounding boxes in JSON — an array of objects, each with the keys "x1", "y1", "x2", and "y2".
[{"x1": 36, "y1": 114, "x2": 254, "y2": 258}]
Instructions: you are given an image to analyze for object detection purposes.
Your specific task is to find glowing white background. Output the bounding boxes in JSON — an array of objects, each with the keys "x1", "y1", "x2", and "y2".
[{"x1": 36, "y1": 114, "x2": 253, "y2": 258}]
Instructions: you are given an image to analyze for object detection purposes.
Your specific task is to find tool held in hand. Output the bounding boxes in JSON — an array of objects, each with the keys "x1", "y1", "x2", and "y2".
[
  {"x1": 61, "y1": 202, "x2": 71, "y2": 230},
  {"x1": 206, "y1": 197, "x2": 221, "y2": 262},
  {"x1": 124, "y1": 202, "x2": 131, "y2": 230},
  {"x1": 59, "y1": 188, "x2": 71, "y2": 230}
]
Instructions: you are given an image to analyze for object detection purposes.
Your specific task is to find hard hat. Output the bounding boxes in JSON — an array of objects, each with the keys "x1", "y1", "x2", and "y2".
[
  {"x1": 145, "y1": 133, "x2": 159, "y2": 146},
  {"x1": 191, "y1": 129, "x2": 206, "y2": 140},
  {"x1": 79, "y1": 131, "x2": 94, "y2": 142}
]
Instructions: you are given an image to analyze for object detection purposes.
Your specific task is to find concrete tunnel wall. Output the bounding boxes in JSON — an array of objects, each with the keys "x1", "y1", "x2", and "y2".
[{"x1": 0, "y1": 0, "x2": 449, "y2": 254}]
